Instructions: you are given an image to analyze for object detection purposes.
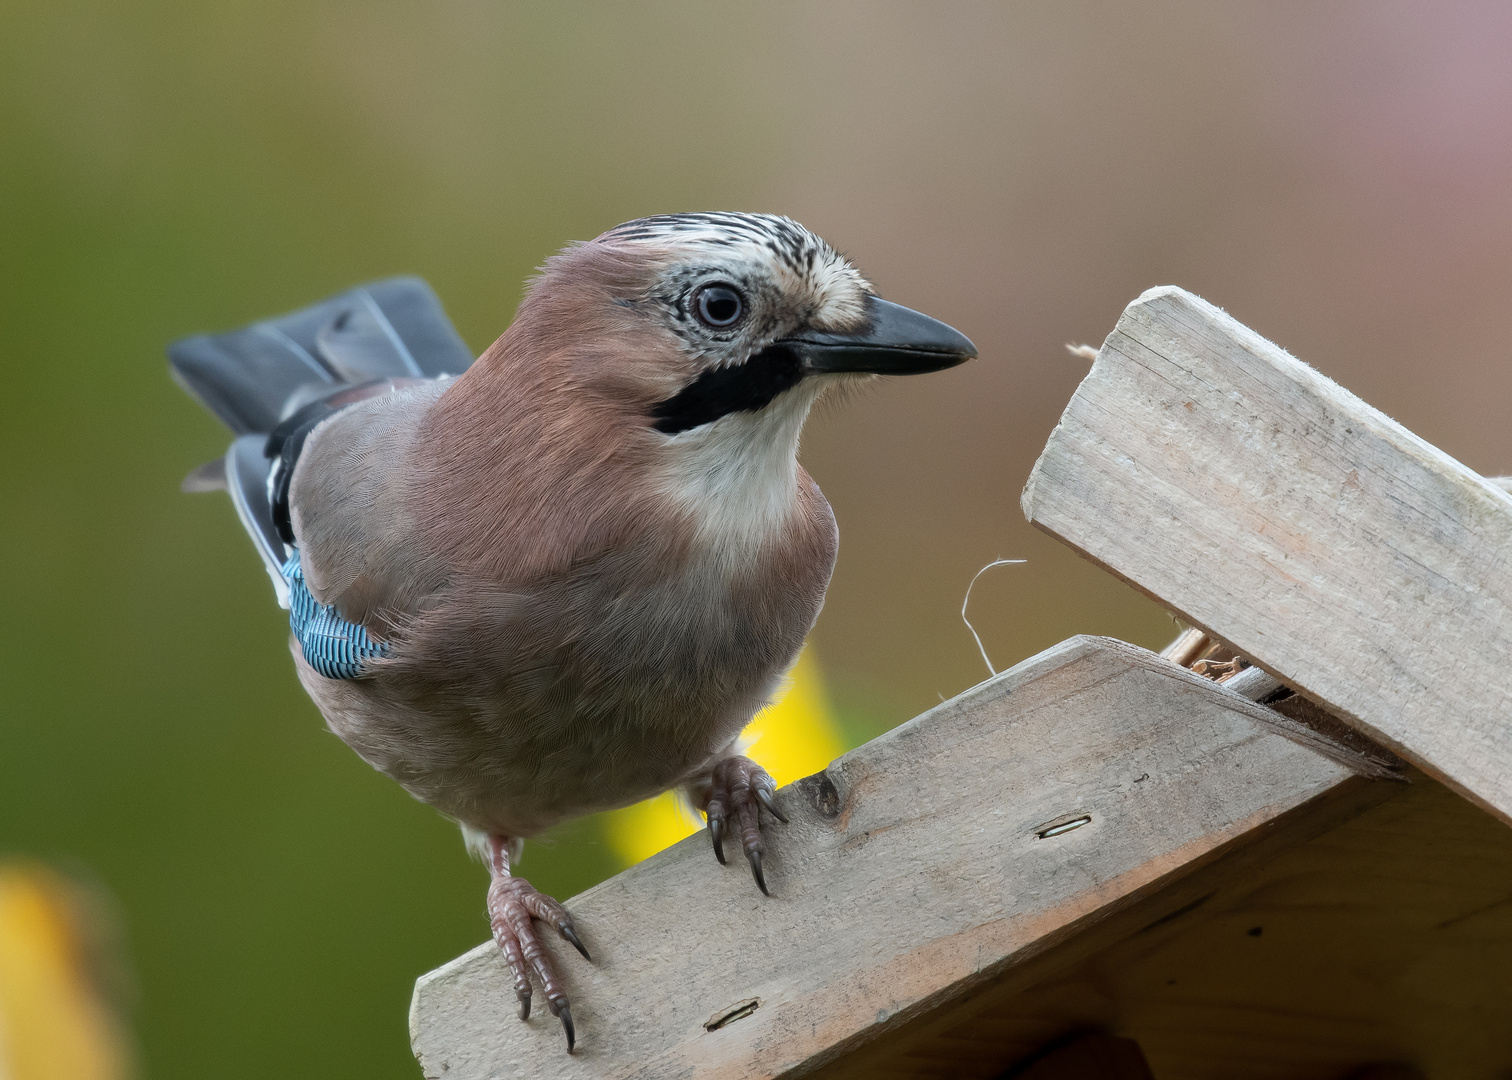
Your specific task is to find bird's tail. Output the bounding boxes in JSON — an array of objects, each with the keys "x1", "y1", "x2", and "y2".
[
  {"x1": 168, "y1": 276, "x2": 473, "y2": 436},
  {"x1": 169, "y1": 277, "x2": 475, "y2": 603}
]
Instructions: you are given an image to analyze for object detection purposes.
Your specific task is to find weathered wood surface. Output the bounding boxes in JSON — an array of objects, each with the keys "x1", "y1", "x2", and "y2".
[
  {"x1": 1023, "y1": 286, "x2": 1512, "y2": 825},
  {"x1": 821, "y1": 771, "x2": 1512, "y2": 1080},
  {"x1": 410, "y1": 636, "x2": 1359, "y2": 1078}
]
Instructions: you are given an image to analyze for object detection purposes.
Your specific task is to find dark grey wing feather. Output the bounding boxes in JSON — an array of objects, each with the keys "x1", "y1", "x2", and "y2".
[
  {"x1": 357, "y1": 278, "x2": 475, "y2": 378},
  {"x1": 168, "y1": 277, "x2": 473, "y2": 435},
  {"x1": 181, "y1": 457, "x2": 228, "y2": 493},
  {"x1": 224, "y1": 435, "x2": 290, "y2": 606},
  {"x1": 315, "y1": 302, "x2": 417, "y2": 383},
  {"x1": 169, "y1": 316, "x2": 337, "y2": 435}
]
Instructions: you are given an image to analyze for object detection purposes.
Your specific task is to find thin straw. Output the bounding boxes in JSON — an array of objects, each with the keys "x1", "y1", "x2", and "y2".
[{"x1": 961, "y1": 558, "x2": 1026, "y2": 677}]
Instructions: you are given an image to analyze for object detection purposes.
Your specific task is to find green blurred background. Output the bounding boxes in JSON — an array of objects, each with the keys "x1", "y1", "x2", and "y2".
[{"x1": 4, "y1": 2, "x2": 1512, "y2": 1076}]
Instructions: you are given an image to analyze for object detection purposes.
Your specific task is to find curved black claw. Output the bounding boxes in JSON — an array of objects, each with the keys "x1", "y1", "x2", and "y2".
[
  {"x1": 551, "y1": 1000, "x2": 576, "y2": 1053},
  {"x1": 755, "y1": 786, "x2": 789, "y2": 823},
  {"x1": 703, "y1": 756, "x2": 786, "y2": 896},
  {"x1": 560, "y1": 923, "x2": 592, "y2": 962},
  {"x1": 517, "y1": 988, "x2": 532, "y2": 1022},
  {"x1": 746, "y1": 848, "x2": 769, "y2": 896},
  {"x1": 709, "y1": 815, "x2": 726, "y2": 864}
]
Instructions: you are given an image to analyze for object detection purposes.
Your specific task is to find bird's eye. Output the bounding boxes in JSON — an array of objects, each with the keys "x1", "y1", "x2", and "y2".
[{"x1": 693, "y1": 284, "x2": 744, "y2": 328}]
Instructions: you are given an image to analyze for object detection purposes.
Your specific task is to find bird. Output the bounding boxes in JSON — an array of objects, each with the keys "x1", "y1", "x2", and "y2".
[{"x1": 170, "y1": 212, "x2": 976, "y2": 1051}]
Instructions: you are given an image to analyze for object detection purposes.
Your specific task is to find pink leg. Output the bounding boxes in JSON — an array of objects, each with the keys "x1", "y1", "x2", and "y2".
[
  {"x1": 698, "y1": 756, "x2": 788, "y2": 895},
  {"x1": 484, "y1": 835, "x2": 590, "y2": 1052}
]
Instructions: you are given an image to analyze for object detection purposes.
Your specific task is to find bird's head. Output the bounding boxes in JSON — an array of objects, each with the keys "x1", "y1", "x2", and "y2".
[
  {"x1": 448, "y1": 212, "x2": 977, "y2": 552},
  {"x1": 515, "y1": 212, "x2": 975, "y2": 435}
]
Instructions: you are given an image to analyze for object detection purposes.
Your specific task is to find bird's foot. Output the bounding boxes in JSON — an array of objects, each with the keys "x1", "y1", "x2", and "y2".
[
  {"x1": 483, "y1": 835, "x2": 590, "y2": 1052},
  {"x1": 700, "y1": 756, "x2": 787, "y2": 895}
]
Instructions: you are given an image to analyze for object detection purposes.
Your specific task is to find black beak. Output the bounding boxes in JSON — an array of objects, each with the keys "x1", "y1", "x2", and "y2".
[{"x1": 778, "y1": 296, "x2": 977, "y2": 375}]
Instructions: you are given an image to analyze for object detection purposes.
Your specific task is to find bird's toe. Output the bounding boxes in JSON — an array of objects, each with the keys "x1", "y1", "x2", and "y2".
[
  {"x1": 486, "y1": 870, "x2": 590, "y2": 1052},
  {"x1": 701, "y1": 755, "x2": 786, "y2": 895}
]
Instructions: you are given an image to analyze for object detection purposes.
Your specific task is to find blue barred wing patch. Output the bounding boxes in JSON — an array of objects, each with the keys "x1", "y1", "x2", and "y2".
[{"x1": 281, "y1": 550, "x2": 389, "y2": 679}]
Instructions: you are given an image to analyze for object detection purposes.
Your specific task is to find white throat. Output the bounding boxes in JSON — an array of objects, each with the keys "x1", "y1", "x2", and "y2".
[{"x1": 655, "y1": 385, "x2": 820, "y2": 552}]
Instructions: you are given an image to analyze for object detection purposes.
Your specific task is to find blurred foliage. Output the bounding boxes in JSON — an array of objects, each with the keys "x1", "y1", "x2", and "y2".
[{"x1": 0, "y1": 863, "x2": 133, "y2": 1080}]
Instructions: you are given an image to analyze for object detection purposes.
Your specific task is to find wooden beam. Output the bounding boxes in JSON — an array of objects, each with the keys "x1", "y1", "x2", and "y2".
[
  {"x1": 1023, "y1": 286, "x2": 1512, "y2": 826},
  {"x1": 817, "y1": 767, "x2": 1512, "y2": 1080},
  {"x1": 410, "y1": 636, "x2": 1365, "y2": 1078},
  {"x1": 1008, "y1": 1034, "x2": 1155, "y2": 1080}
]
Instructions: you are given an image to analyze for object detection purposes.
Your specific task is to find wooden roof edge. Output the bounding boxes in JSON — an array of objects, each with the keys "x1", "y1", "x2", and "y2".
[{"x1": 1022, "y1": 285, "x2": 1512, "y2": 826}]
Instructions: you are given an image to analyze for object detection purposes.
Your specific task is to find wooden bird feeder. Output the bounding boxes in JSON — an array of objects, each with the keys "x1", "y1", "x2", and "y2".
[{"x1": 409, "y1": 287, "x2": 1512, "y2": 1079}]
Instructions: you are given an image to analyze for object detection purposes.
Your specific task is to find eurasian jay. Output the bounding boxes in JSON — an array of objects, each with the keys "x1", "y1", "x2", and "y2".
[{"x1": 170, "y1": 212, "x2": 975, "y2": 1050}]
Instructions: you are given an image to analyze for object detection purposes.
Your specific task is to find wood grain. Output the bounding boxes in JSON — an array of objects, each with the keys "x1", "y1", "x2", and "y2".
[
  {"x1": 1008, "y1": 1034, "x2": 1155, "y2": 1079},
  {"x1": 818, "y1": 770, "x2": 1511, "y2": 1080},
  {"x1": 409, "y1": 636, "x2": 1358, "y2": 1079},
  {"x1": 1023, "y1": 286, "x2": 1512, "y2": 825}
]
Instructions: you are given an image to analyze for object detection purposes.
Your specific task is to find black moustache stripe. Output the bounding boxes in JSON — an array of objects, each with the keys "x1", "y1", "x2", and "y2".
[{"x1": 651, "y1": 345, "x2": 805, "y2": 434}]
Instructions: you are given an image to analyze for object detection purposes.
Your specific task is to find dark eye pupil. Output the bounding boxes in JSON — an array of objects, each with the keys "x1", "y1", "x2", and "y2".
[{"x1": 696, "y1": 286, "x2": 742, "y2": 327}]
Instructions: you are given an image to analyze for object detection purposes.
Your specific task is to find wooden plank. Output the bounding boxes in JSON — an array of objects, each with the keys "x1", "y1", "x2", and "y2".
[
  {"x1": 823, "y1": 770, "x2": 1510, "y2": 1080},
  {"x1": 410, "y1": 636, "x2": 1362, "y2": 1078},
  {"x1": 1010, "y1": 1034, "x2": 1155, "y2": 1079},
  {"x1": 1023, "y1": 286, "x2": 1512, "y2": 825}
]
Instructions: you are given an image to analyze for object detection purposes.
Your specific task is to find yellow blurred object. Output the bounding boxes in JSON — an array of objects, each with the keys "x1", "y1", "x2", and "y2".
[
  {"x1": 0, "y1": 864, "x2": 131, "y2": 1080},
  {"x1": 602, "y1": 649, "x2": 845, "y2": 866}
]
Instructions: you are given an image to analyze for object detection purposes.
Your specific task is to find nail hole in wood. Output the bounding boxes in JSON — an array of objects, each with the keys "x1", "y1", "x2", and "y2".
[
  {"x1": 1036, "y1": 815, "x2": 1092, "y2": 839},
  {"x1": 704, "y1": 997, "x2": 761, "y2": 1032}
]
